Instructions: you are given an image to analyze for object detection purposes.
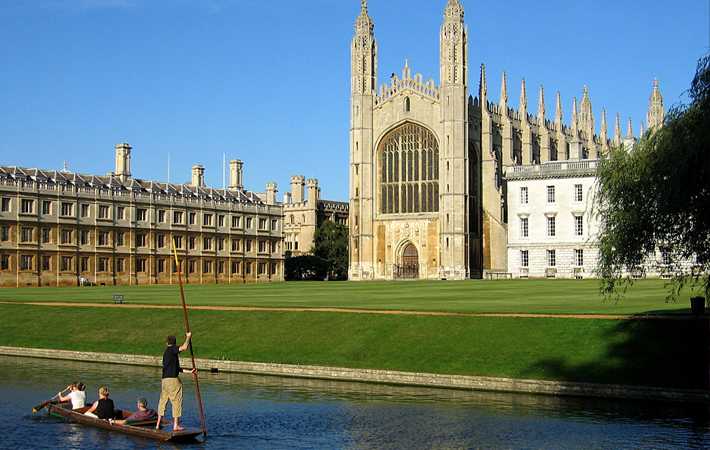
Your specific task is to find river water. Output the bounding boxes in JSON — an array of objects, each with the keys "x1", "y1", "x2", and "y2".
[{"x1": 1, "y1": 356, "x2": 709, "y2": 449}]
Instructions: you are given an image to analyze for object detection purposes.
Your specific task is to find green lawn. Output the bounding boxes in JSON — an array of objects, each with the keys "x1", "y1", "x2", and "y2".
[
  {"x1": 0, "y1": 303, "x2": 705, "y2": 389},
  {"x1": 0, "y1": 279, "x2": 690, "y2": 315}
]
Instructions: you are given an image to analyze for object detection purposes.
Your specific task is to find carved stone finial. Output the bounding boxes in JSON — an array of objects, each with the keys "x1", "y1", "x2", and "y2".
[
  {"x1": 614, "y1": 112, "x2": 622, "y2": 145},
  {"x1": 647, "y1": 78, "x2": 665, "y2": 130},
  {"x1": 519, "y1": 78, "x2": 527, "y2": 114},
  {"x1": 571, "y1": 97, "x2": 579, "y2": 130},
  {"x1": 444, "y1": 0, "x2": 464, "y2": 22},
  {"x1": 355, "y1": 0, "x2": 374, "y2": 35},
  {"x1": 537, "y1": 85, "x2": 545, "y2": 122},
  {"x1": 626, "y1": 117, "x2": 634, "y2": 139},
  {"x1": 579, "y1": 85, "x2": 593, "y2": 134},
  {"x1": 500, "y1": 71, "x2": 508, "y2": 107}
]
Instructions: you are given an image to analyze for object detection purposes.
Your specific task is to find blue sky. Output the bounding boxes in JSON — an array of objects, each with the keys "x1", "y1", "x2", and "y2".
[{"x1": 0, "y1": 0, "x2": 707, "y2": 201}]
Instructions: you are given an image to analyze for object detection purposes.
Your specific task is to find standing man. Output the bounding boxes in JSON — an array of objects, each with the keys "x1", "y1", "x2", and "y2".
[{"x1": 156, "y1": 333, "x2": 195, "y2": 432}]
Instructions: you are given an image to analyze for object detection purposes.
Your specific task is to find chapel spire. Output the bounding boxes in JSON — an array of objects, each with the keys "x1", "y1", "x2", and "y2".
[
  {"x1": 444, "y1": 0, "x2": 464, "y2": 22},
  {"x1": 571, "y1": 97, "x2": 579, "y2": 132},
  {"x1": 579, "y1": 86, "x2": 594, "y2": 135},
  {"x1": 519, "y1": 78, "x2": 528, "y2": 119},
  {"x1": 355, "y1": 0, "x2": 373, "y2": 36},
  {"x1": 647, "y1": 79, "x2": 665, "y2": 130},
  {"x1": 440, "y1": 0, "x2": 466, "y2": 86},
  {"x1": 537, "y1": 85, "x2": 545, "y2": 124},
  {"x1": 613, "y1": 113, "x2": 622, "y2": 146},
  {"x1": 626, "y1": 118, "x2": 634, "y2": 139},
  {"x1": 500, "y1": 72, "x2": 508, "y2": 113},
  {"x1": 554, "y1": 91, "x2": 562, "y2": 123},
  {"x1": 479, "y1": 64, "x2": 488, "y2": 104},
  {"x1": 600, "y1": 108, "x2": 608, "y2": 146},
  {"x1": 351, "y1": 0, "x2": 376, "y2": 96}
]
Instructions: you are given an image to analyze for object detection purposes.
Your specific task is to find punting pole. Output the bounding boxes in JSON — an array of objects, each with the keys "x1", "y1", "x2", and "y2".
[{"x1": 171, "y1": 239, "x2": 208, "y2": 438}]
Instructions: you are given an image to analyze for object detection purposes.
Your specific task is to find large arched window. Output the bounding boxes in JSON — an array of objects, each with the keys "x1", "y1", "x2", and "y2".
[{"x1": 379, "y1": 123, "x2": 439, "y2": 214}]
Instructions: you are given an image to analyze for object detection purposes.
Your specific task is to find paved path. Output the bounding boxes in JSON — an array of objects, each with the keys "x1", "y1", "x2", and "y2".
[{"x1": 0, "y1": 301, "x2": 696, "y2": 320}]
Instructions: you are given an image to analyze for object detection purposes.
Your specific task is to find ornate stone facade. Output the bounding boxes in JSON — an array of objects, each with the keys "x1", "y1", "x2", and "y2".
[
  {"x1": 0, "y1": 144, "x2": 284, "y2": 287},
  {"x1": 348, "y1": 0, "x2": 664, "y2": 280}
]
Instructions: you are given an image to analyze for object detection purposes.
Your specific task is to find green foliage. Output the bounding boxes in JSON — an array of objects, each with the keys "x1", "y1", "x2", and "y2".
[
  {"x1": 597, "y1": 55, "x2": 710, "y2": 298},
  {"x1": 284, "y1": 254, "x2": 328, "y2": 281},
  {"x1": 312, "y1": 220, "x2": 349, "y2": 280}
]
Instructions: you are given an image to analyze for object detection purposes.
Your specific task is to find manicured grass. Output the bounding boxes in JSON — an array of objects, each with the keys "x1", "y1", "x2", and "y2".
[
  {"x1": 0, "y1": 303, "x2": 705, "y2": 389},
  {"x1": 0, "y1": 279, "x2": 692, "y2": 315}
]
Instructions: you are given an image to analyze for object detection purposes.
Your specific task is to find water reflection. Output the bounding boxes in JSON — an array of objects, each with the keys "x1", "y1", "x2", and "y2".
[{"x1": 1, "y1": 356, "x2": 709, "y2": 449}]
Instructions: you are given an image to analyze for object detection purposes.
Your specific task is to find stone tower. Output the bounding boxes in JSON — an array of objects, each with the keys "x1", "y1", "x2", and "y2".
[
  {"x1": 349, "y1": 0, "x2": 377, "y2": 279},
  {"x1": 439, "y1": 0, "x2": 470, "y2": 278}
]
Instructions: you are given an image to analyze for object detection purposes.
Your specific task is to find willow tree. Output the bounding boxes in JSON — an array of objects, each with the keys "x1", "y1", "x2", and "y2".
[{"x1": 597, "y1": 55, "x2": 710, "y2": 298}]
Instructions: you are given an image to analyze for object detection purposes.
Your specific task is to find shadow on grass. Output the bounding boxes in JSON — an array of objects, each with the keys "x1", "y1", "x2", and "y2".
[{"x1": 524, "y1": 315, "x2": 710, "y2": 389}]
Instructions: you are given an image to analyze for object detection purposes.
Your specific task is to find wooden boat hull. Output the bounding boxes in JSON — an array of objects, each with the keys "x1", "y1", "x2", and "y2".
[{"x1": 47, "y1": 403, "x2": 201, "y2": 443}]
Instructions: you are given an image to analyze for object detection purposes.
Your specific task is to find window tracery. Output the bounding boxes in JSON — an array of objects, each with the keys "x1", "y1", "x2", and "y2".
[{"x1": 379, "y1": 123, "x2": 439, "y2": 214}]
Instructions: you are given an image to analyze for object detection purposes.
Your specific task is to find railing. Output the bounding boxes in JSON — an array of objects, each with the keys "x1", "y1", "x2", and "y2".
[{"x1": 508, "y1": 159, "x2": 599, "y2": 178}]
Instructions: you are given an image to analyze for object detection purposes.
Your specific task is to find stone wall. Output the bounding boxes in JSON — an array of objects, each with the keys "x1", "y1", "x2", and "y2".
[{"x1": 1, "y1": 346, "x2": 707, "y2": 404}]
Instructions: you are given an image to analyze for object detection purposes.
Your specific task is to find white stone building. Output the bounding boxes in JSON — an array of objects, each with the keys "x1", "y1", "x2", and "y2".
[{"x1": 506, "y1": 160, "x2": 600, "y2": 278}]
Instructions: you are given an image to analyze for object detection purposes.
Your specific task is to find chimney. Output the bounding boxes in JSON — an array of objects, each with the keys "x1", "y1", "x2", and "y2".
[
  {"x1": 290, "y1": 175, "x2": 305, "y2": 203},
  {"x1": 306, "y1": 178, "x2": 320, "y2": 206},
  {"x1": 114, "y1": 143, "x2": 132, "y2": 181},
  {"x1": 191, "y1": 165, "x2": 205, "y2": 187},
  {"x1": 265, "y1": 182, "x2": 278, "y2": 205},
  {"x1": 229, "y1": 160, "x2": 244, "y2": 191}
]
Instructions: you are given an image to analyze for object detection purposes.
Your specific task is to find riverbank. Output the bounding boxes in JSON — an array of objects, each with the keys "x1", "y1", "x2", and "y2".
[
  {"x1": 1, "y1": 302, "x2": 707, "y2": 392},
  {"x1": 2, "y1": 346, "x2": 708, "y2": 403}
]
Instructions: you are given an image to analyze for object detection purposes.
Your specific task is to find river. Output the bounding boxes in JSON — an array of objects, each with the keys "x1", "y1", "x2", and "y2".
[{"x1": 0, "y1": 356, "x2": 708, "y2": 449}]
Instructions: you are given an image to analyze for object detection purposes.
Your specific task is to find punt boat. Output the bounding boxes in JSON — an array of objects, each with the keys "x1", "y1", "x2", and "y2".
[{"x1": 47, "y1": 402, "x2": 202, "y2": 443}]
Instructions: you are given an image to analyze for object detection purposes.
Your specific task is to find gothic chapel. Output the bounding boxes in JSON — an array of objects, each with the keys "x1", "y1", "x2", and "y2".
[
  {"x1": 349, "y1": 0, "x2": 480, "y2": 281},
  {"x1": 347, "y1": 0, "x2": 661, "y2": 280}
]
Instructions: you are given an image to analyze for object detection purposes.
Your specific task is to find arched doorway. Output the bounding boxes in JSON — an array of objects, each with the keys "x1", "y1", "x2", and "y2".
[{"x1": 395, "y1": 243, "x2": 419, "y2": 279}]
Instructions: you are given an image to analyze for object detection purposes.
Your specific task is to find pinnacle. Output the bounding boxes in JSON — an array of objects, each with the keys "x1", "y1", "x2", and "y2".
[{"x1": 444, "y1": 0, "x2": 464, "y2": 21}]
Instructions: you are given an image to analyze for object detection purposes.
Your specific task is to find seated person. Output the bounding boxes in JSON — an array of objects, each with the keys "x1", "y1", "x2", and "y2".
[
  {"x1": 110, "y1": 398, "x2": 157, "y2": 425},
  {"x1": 84, "y1": 386, "x2": 116, "y2": 420},
  {"x1": 58, "y1": 382, "x2": 86, "y2": 410}
]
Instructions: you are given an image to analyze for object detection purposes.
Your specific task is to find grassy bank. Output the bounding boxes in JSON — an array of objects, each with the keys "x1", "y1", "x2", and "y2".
[
  {"x1": 1, "y1": 303, "x2": 705, "y2": 389},
  {"x1": 0, "y1": 279, "x2": 692, "y2": 315}
]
